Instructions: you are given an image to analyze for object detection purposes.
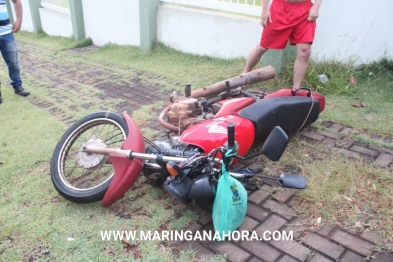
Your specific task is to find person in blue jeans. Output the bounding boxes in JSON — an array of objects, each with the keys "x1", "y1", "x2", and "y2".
[{"x1": 0, "y1": 0, "x2": 29, "y2": 104}]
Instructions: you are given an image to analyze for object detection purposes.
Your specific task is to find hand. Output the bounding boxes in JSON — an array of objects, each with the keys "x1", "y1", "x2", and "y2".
[
  {"x1": 307, "y1": 5, "x2": 319, "y2": 21},
  {"x1": 13, "y1": 20, "x2": 22, "y2": 33},
  {"x1": 260, "y1": 10, "x2": 271, "y2": 28}
]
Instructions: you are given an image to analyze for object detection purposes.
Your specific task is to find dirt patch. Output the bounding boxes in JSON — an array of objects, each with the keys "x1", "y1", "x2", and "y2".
[{"x1": 66, "y1": 45, "x2": 100, "y2": 55}]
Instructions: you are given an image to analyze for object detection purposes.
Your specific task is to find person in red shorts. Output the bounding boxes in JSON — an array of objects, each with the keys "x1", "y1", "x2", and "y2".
[{"x1": 243, "y1": 0, "x2": 322, "y2": 91}]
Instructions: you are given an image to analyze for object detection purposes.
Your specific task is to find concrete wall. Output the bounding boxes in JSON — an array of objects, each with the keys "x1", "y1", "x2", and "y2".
[
  {"x1": 9, "y1": 0, "x2": 35, "y2": 32},
  {"x1": 39, "y1": 8, "x2": 72, "y2": 37},
  {"x1": 157, "y1": 1, "x2": 393, "y2": 64},
  {"x1": 16, "y1": 0, "x2": 393, "y2": 65},
  {"x1": 82, "y1": 0, "x2": 140, "y2": 46},
  {"x1": 158, "y1": 5, "x2": 260, "y2": 59},
  {"x1": 312, "y1": 0, "x2": 393, "y2": 64}
]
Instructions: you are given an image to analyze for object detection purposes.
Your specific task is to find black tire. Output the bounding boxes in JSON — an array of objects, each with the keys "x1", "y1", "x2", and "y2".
[{"x1": 50, "y1": 111, "x2": 128, "y2": 203}]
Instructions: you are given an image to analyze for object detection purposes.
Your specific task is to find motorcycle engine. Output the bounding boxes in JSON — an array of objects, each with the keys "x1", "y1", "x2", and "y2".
[{"x1": 167, "y1": 97, "x2": 203, "y2": 131}]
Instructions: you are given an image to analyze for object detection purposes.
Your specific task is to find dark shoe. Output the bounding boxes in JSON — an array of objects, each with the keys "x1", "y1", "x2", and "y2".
[{"x1": 14, "y1": 86, "x2": 30, "y2": 97}]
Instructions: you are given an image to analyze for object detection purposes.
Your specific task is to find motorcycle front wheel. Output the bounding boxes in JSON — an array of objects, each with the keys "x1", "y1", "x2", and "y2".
[{"x1": 50, "y1": 111, "x2": 128, "y2": 203}]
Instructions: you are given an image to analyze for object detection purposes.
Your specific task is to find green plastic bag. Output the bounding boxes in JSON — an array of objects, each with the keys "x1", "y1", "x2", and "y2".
[{"x1": 212, "y1": 151, "x2": 248, "y2": 241}]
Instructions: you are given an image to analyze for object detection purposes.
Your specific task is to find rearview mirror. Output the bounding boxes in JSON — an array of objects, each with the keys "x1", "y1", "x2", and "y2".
[{"x1": 262, "y1": 126, "x2": 288, "y2": 161}]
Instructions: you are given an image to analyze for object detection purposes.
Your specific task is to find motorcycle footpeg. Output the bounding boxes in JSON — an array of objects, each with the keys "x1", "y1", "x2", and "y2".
[{"x1": 277, "y1": 173, "x2": 306, "y2": 189}]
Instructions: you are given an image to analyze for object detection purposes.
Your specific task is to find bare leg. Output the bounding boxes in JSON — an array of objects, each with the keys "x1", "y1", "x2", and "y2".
[
  {"x1": 293, "y1": 43, "x2": 311, "y2": 90},
  {"x1": 243, "y1": 45, "x2": 268, "y2": 73}
]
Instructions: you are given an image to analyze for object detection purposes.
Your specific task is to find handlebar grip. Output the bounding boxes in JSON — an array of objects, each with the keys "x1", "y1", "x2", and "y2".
[{"x1": 227, "y1": 122, "x2": 235, "y2": 149}]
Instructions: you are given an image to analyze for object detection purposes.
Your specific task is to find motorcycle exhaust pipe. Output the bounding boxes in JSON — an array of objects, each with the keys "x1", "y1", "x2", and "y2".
[{"x1": 191, "y1": 65, "x2": 276, "y2": 99}]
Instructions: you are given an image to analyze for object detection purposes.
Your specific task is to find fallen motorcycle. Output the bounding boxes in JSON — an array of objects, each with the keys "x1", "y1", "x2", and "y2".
[{"x1": 50, "y1": 66, "x2": 325, "y2": 206}]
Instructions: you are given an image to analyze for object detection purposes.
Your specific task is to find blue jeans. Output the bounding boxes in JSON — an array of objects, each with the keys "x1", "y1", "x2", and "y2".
[{"x1": 0, "y1": 33, "x2": 22, "y2": 88}]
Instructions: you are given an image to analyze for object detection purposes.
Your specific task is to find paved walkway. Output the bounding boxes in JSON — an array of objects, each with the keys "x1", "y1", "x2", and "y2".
[{"x1": 15, "y1": 41, "x2": 393, "y2": 262}]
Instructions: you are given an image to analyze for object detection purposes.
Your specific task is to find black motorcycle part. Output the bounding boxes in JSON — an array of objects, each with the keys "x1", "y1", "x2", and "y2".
[
  {"x1": 187, "y1": 175, "x2": 216, "y2": 201},
  {"x1": 262, "y1": 126, "x2": 289, "y2": 161},
  {"x1": 50, "y1": 112, "x2": 128, "y2": 203},
  {"x1": 163, "y1": 175, "x2": 193, "y2": 205},
  {"x1": 277, "y1": 173, "x2": 306, "y2": 189},
  {"x1": 238, "y1": 96, "x2": 320, "y2": 140}
]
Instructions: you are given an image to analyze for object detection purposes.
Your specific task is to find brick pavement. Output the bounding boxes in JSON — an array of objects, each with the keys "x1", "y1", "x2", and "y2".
[{"x1": 14, "y1": 41, "x2": 393, "y2": 262}]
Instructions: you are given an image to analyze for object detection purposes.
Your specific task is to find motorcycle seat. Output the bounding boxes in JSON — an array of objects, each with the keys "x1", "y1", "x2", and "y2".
[{"x1": 238, "y1": 96, "x2": 320, "y2": 140}]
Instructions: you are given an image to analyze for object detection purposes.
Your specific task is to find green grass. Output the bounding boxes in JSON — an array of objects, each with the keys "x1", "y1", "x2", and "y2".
[{"x1": 1, "y1": 31, "x2": 393, "y2": 260}]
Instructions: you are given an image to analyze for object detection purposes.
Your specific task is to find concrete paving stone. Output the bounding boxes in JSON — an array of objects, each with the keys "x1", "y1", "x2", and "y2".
[
  {"x1": 208, "y1": 241, "x2": 251, "y2": 262},
  {"x1": 239, "y1": 240, "x2": 281, "y2": 262},
  {"x1": 321, "y1": 137, "x2": 337, "y2": 147},
  {"x1": 255, "y1": 215, "x2": 287, "y2": 240},
  {"x1": 369, "y1": 145, "x2": 393, "y2": 155},
  {"x1": 248, "y1": 185, "x2": 272, "y2": 205},
  {"x1": 335, "y1": 138, "x2": 354, "y2": 149},
  {"x1": 172, "y1": 223, "x2": 203, "y2": 247},
  {"x1": 371, "y1": 251, "x2": 393, "y2": 262},
  {"x1": 342, "y1": 227, "x2": 360, "y2": 236},
  {"x1": 339, "y1": 250, "x2": 366, "y2": 262},
  {"x1": 328, "y1": 123, "x2": 344, "y2": 132},
  {"x1": 303, "y1": 232, "x2": 345, "y2": 260},
  {"x1": 188, "y1": 205, "x2": 212, "y2": 225},
  {"x1": 262, "y1": 200, "x2": 296, "y2": 220},
  {"x1": 273, "y1": 188, "x2": 296, "y2": 203},
  {"x1": 270, "y1": 239, "x2": 312, "y2": 261},
  {"x1": 309, "y1": 253, "x2": 334, "y2": 262},
  {"x1": 320, "y1": 121, "x2": 333, "y2": 128},
  {"x1": 199, "y1": 222, "x2": 215, "y2": 245},
  {"x1": 330, "y1": 230, "x2": 373, "y2": 257},
  {"x1": 359, "y1": 231, "x2": 382, "y2": 245},
  {"x1": 350, "y1": 145, "x2": 379, "y2": 157},
  {"x1": 246, "y1": 203, "x2": 270, "y2": 222},
  {"x1": 374, "y1": 153, "x2": 393, "y2": 167},
  {"x1": 278, "y1": 255, "x2": 298, "y2": 262},
  {"x1": 300, "y1": 131, "x2": 325, "y2": 142},
  {"x1": 284, "y1": 218, "x2": 309, "y2": 239},
  {"x1": 247, "y1": 256, "x2": 264, "y2": 262},
  {"x1": 339, "y1": 127, "x2": 353, "y2": 136},
  {"x1": 238, "y1": 216, "x2": 259, "y2": 232},
  {"x1": 177, "y1": 241, "x2": 216, "y2": 261},
  {"x1": 315, "y1": 226, "x2": 334, "y2": 237},
  {"x1": 335, "y1": 148, "x2": 361, "y2": 159},
  {"x1": 319, "y1": 130, "x2": 343, "y2": 140}
]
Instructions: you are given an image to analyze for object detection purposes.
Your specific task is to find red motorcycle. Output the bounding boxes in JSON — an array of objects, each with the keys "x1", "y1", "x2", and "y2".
[{"x1": 50, "y1": 66, "x2": 325, "y2": 206}]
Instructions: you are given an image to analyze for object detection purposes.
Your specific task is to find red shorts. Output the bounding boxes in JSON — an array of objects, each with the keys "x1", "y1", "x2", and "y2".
[{"x1": 260, "y1": 0, "x2": 316, "y2": 49}]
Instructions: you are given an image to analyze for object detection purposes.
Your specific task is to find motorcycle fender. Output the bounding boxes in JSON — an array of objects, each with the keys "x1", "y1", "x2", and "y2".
[
  {"x1": 265, "y1": 88, "x2": 326, "y2": 112},
  {"x1": 101, "y1": 112, "x2": 145, "y2": 206}
]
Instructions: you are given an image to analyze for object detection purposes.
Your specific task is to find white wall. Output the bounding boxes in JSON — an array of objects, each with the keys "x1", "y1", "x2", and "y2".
[
  {"x1": 157, "y1": 1, "x2": 393, "y2": 64},
  {"x1": 16, "y1": 0, "x2": 393, "y2": 64},
  {"x1": 312, "y1": 0, "x2": 393, "y2": 64},
  {"x1": 39, "y1": 8, "x2": 72, "y2": 37},
  {"x1": 10, "y1": 0, "x2": 35, "y2": 32},
  {"x1": 158, "y1": 5, "x2": 261, "y2": 59},
  {"x1": 82, "y1": 0, "x2": 140, "y2": 46}
]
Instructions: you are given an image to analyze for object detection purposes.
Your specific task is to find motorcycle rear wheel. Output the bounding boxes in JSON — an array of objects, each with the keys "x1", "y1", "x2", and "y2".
[{"x1": 50, "y1": 111, "x2": 128, "y2": 203}]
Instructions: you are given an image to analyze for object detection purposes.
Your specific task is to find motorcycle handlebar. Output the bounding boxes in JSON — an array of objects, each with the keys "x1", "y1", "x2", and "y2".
[{"x1": 227, "y1": 122, "x2": 235, "y2": 149}]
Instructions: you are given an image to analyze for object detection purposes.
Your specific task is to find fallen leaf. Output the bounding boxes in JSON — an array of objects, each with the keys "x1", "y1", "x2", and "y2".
[
  {"x1": 367, "y1": 180, "x2": 371, "y2": 187},
  {"x1": 372, "y1": 184, "x2": 377, "y2": 191},
  {"x1": 360, "y1": 102, "x2": 367, "y2": 107},
  {"x1": 350, "y1": 75, "x2": 358, "y2": 85},
  {"x1": 343, "y1": 195, "x2": 353, "y2": 202},
  {"x1": 316, "y1": 217, "x2": 322, "y2": 225},
  {"x1": 351, "y1": 102, "x2": 362, "y2": 108}
]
